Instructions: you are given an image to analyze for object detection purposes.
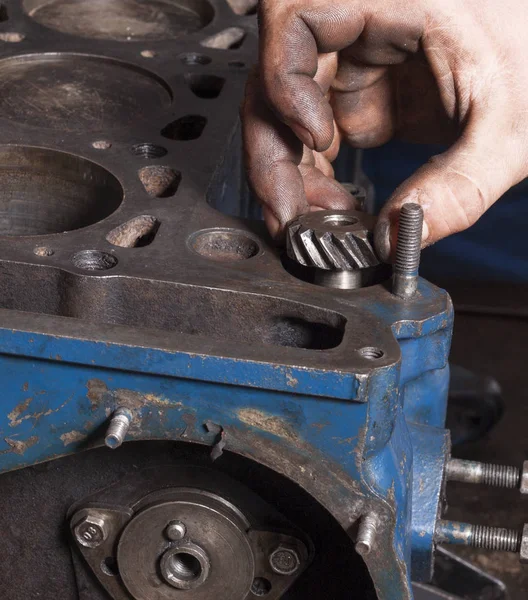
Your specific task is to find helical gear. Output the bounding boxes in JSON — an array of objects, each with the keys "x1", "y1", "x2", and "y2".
[{"x1": 286, "y1": 210, "x2": 380, "y2": 271}]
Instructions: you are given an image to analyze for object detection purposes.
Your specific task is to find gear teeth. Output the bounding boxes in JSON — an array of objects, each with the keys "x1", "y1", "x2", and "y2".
[
  {"x1": 299, "y1": 225, "x2": 331, "y2": 269},
  {"x1": 287, "y1": 222, "x2": 307, "y2": 265},
  {"x1": 350, "y1": 230, "x2": 379, "y2": 267},
  {"x1": 286, "y1": 211, "x2": 380, "y2": 271},
  {"x1": 316, "y1": 231, "x2": 350, "y2": 270}
]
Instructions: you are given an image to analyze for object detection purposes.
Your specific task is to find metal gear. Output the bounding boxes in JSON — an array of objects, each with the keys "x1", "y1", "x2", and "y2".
[{"x1": 286, "y1": 210, "x2": 380, "y2": 271}]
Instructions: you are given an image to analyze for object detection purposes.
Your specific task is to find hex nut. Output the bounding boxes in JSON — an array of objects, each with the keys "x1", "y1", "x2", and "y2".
[
  {"x1": 520, "y1": 524, "x2": 528, "y2": 564},
  {"x1": 520, "y1": 461, "x2": 528, "y2": 495},
  {"x1": 269, "y1": 546, "x2": 301, "y2": 576},
  {"x1": 74, "y1": 514, "x2": 108, "y2": 549}
]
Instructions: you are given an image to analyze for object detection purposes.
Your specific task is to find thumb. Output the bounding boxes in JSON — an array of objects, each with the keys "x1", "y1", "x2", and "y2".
[{"x1": 374, "y1": 127, "x2": 524, "y2": 261}]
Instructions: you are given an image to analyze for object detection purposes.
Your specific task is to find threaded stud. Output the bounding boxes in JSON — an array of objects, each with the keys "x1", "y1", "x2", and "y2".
[
  {"x1": 436, "y1": 520, "x2": 522, "y2": 553},
  {"x1": 392, "y1": 203, "x2": 424, "y2": 299},
  {"x1": 446, "y1": 458, "x2": 521, "y2": 489},
  {"x1": 471, "y1": 525, "x2": 522, "y2": 552},
  {"x1": 105, "y1": 407, "x2": 132, "y2": 449}
]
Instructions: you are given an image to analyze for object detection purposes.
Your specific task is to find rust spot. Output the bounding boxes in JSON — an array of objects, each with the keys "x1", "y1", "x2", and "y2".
[
  {"x1": 285, "y1": 372, "x2": 298, "y2": 388},
  {"x1": 237, "y1": 408, "x2": 299, "y2": 444},
  {"x1": 22, "y1": 382, "x2": 28, "y2": 392},
  {"x1": 87, "y1": 379, "x2": 108, "y2": 408},
  {"x1": 4, "y1": 435, "x2": 38, "y2": 455},
  {"x1": 8, "y1": 397, "x2": 34, "y2": 427},
  {"x1": 60, "y1": 430, "x2": 88, "y2": 446}
]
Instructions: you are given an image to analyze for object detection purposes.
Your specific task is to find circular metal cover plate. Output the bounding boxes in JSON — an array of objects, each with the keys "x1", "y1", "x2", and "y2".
[{"x1": 117, "y1": 497, "x2": 255, "y2": 599}]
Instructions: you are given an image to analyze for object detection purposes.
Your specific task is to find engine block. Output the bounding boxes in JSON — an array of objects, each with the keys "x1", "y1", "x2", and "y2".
[{"x1": 0, "y1": 2, "x2": 457, "y2": 599}]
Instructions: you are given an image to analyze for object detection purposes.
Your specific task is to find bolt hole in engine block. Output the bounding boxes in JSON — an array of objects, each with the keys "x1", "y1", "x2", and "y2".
[
  {"x1": 358, "y1": 347, "x2": 385, "y2": 360},
  {"x1": 0, "y1": 146, "x2": 123, "y2": 235},
  {"x1": 132, "y1": 143, "x2": 168, "y2": 159},
  {"x1": 101, "y1": 556, "x2": 119, "y2": 577},
  {"x1": 71, "y1": 250, "x2": 118, "y2": 271}
]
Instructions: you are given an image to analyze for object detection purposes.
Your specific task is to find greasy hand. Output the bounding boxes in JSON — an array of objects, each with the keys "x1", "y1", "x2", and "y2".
[{"x1": 242, "y1": 0, "x2": 528, "y2": 259}]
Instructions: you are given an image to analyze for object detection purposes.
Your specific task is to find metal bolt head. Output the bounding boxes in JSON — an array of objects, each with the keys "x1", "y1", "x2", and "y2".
[
  {"x1": 269, "y1": 545, "x2": 301, "y2": 576},
  {"x1": 520, "y1": 461, "x2": 528, "y2": 495},
  {"x1": 165, "y1": 520, "x2": 187, "y2": 541},
  {"x1": 520, "y1": 524, "x2": 528, "y2": 563},
  {"x1": 74, "y1": 514, "x2": 108, "y2": 549}
]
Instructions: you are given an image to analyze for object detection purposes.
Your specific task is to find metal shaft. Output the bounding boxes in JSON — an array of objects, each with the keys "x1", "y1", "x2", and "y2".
[
  {"x1": 105, "y1": 407, "x2": 132, "y2": 449},
  {"x1": 392, "y1": 203, "x2": 424, "y2": 299},
  {"x1": 446, "y1": 458, "x2": 521, "y2": 489},
  {"x1": 436, "y1": 520, "x2": 522, "y2": 552}
]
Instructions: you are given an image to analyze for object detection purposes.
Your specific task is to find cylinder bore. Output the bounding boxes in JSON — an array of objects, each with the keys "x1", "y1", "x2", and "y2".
[
  {"x1": 0, "y1": 54, "x2": 172, "y2": 132},
  {"x1": 23, "y1": 0, "x2": 215, "y2": 41},
  {"x1": 0, "y1": 146, "x2": 123, "y2": 236}
]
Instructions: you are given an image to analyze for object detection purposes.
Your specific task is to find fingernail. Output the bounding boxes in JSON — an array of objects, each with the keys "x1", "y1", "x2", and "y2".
[
  {"x1": 374, "y1": 219, "x2": 391, "y2": 262},
  {"x1": 290, "y1": 122, "x2": 315, "y2": 150}
]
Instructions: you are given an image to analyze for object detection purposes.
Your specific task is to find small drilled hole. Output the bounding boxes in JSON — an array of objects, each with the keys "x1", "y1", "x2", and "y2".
[
  {"x1": 161, "y1": 116, "x2": 207, "y2": 141},
  {"x1": 138, "y1": 166, "x2": 181, "y2": 198},
  {"x1": 141, "y1": 49, "x2": 156, "y2": 58},
  {"x1": 189, "y1": 229, "x2": 260, "y2": 262},
  {"x1": 0, "y1": 4, "x2": 7, "y2": 21},
  {"x1": 72, "y1": 250, "x2": 117, "y2": 271},
  {"x1": 131, "y1": 143, "x2": 168, "y2": 159},
  {"x1": 180, "y1": 52, "x2": 211, "y2": 66},
  {"x1": 359, "y1": 347, "x2": 385, "y2": 360},
  {"x1": 185, "y1": 74, "x2": 225, "y2": 99},
  {"x1": 101, "y1": 556, "x2": 118, "y2": 577},
  {"x1": 92, "y1": 140, "x2": 112, "y2": 150},
  {"x1": 322, "y1": 215, "x2": 358, "y2": 227},
  {"x1": 251, "y1": 577, "x2": 272, "y2": 596},
  {"x1": 228, "y1": 60, "x2": 246, "y2": 68},
  {"x1": 0, "y1": 32, "x2": 24, "y2": 42}
]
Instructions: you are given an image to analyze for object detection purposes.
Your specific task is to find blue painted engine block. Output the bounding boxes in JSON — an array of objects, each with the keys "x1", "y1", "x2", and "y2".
[{"x1": 0, "y1": 275, "x2": 452, "y2": 599}]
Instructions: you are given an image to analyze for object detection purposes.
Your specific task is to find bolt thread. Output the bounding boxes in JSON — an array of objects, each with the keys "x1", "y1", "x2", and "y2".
[
  {"x1": 105, "y1": 407, "x2": 132, "y2": 449},
  {"x1": 470, "y1": 525, "x2": 522, "y2": 552},
  {"x1": 394, "y1": 203, "x2": 423, "y2": 274},
  {"x1": 482, "y1": 463, "x2": 520, "y2": 488}
]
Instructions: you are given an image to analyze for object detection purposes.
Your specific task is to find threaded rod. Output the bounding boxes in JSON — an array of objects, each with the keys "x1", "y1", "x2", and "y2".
[
  {"x1": 436, "y1": 520, "x2": 522, "y2": 552},
  {"x1": 105, "y1": 407, "x2": 132, "y2": 449},
  {"x1": 446, "y1": 458, "x2": 521, "y2": 489},
  {"x1": 392, "y1": 203, "x2": 424, "y2": 299}
]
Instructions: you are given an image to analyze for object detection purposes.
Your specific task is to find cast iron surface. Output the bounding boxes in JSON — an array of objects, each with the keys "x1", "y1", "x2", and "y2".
[{"x1": 0, "y1": 0, "x2": 449, "y2": 387}]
